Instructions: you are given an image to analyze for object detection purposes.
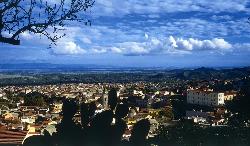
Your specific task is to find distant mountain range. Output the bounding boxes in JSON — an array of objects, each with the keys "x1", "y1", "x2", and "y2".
[
  {"x1": 0, "y1": 63, "x2": 178, "y2": 72},
  {"x1": 0, "y1": 65, "x2": 249, "y2": 85},
  {"x1": 0, "y1": 63, "x2": 108, "y2": 69},
  {"x1": 0, "y1": 63, "x2": 249, "y2": 75}
]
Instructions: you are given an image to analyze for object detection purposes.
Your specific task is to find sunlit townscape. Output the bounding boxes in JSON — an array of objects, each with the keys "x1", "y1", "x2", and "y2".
[
  {"x1": 0, "y1": 68, "x2": 250, "y2": 146},
  {"x1": 0, "y1": 0, "x2": 250, "y2": 146}
]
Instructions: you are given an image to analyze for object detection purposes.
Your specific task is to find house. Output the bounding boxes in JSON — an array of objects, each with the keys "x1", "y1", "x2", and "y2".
[
  {"x1": 187, "y1": 90, "x2": 224, "y2": 106},
  {"x1": 224, "y1": 91, "x2": 237, "y2": 101},
  {"x1": 23, "y1": 124, "x2": 41, "y2": 143},
  {"x1": 21, "y1": 116, "x2": 36, "y2": 124},
  {"x1": 0, "y1": 124, "x2": 28, "y2": 145},
  {"x1": 50, "y1": 102, "x2": 63, "y2": 113},
  {"x1": 2, "y1": 112, "x2": 19, "y2": 121},
  {"x1": 133, "y1": 90, "x2": 144, "y2": 97},
  {"x1": 185, "y1": 110, "x2": 211, "y2": 124},
  {"x1": 148, "y1": 119, "x2": 159, "y2": 137},
  {"x1": 0, "y1": 105, "x2": 9, "y2": 115}
]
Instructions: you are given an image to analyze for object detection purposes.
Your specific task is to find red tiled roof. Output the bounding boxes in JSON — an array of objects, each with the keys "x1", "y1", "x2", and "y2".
[
  {"x1": 0, "y1": 127, "x2": 28, "y2": 145},
  {"x1": 224, "y1": 91, "x2": 237, "y2": 96}
]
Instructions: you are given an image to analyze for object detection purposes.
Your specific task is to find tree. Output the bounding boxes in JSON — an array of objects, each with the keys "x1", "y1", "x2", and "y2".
[
  {"x1": 227, "y1": 78, "x2": 250, "y2": 124},
  {"x1": 154, "y1": 121, "x2": 250, "y2": 146},
  {"x1": 0, "y1": 0, "x2": 94, "y2": 45},
  {"x1": 158, "y1": 107, "x2": 173, "y2": 120},
  {"x1": 24, "y1": 92, "x2": 46, "y2": 106},
  {"x1": 130, "y1": 119, "x2": 151, "y2": 146},
  {"x1": 108, "y1": 88, "x2": 118, "y2": 111}
]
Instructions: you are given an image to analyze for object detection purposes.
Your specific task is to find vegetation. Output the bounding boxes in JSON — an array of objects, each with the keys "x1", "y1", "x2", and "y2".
[
  {"x1": 153, "y1": 121, "x2": 250, "y2": 146},
  {"x1": 23, "y1": 92, "x2": 46, "y2": 106},
  {"x1": 158, "y1": 106, "x2": 173, "y2": 120},
  {"x1": 226, "y1": 78, "x2": 250, "y2": 125}
]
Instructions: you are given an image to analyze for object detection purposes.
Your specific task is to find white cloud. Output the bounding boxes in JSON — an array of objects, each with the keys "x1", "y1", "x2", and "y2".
[
  {"x1": 110, "y1": 42, "x2": 149, "y2": 55},
  {"x1": 234, "y1": 43, "x2": 250, "y2": 52},
  {"x1": 20, "y1": 31, "x2": 33, "y2": 39},
  {"x1": 111, "y1": 47, "x2": 123, "y2": 53},
  {"x1": 7, "y1": 19, "x2": 247, "y2": 57},
  {"x1": 211, "y1": 15, "x2": 232, "y2": 21},
  {"x1": 106, "y1": 35, "x2": 233, "y2": 56},
  {"x1": 170, "y1": 36, "x2": 232, "y2": 51},
  {"x1": 93, "y1": 0, "x2": 249, "y2": 17},
  {"x1": 81, "y1": 37, "x2": 92, "y2": 44},
  {"x1": 144, "y1": 33, "x2": 149, "y2": 39},
  {"x1": 92, "y1": 48, "x2": 107, "y2": 54},
  {"x1": 11, "y1": 24, "x2": 241, "y2": 57},
  {"x1": 52, "y1": 41, "x2": 86, "y2": 55},
  {"x1": 148, "y1": 14, "x2": 160, "y2": 18},
  {"x1": 126, "y1": 42, "x2": 149, "y2": 54}
]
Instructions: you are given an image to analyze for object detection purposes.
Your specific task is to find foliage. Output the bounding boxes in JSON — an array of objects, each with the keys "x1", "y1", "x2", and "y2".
[
  {"x1": 158, "y1": 107, "x2": 173, "y2": 120},
  {"x1": 171, "y1": 96, "x2": 187, "y2": 120},
  {"x1": 226, "y1": 78, "x2": 250, "y2": 123},
  {"x1": 23, "y1": 91, "x2": 46, "y2": 106},
  {"x1": 108, "y1": 88, "x2": 118, "y2": 111},
  {"x1": 154, "y1": 121, "x2": 250, "y2": 146}
]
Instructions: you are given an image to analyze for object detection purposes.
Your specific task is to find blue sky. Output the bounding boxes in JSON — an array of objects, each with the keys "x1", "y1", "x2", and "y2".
[{"x1": 0, "y1": 0, "x2": 250, "y2": 67}]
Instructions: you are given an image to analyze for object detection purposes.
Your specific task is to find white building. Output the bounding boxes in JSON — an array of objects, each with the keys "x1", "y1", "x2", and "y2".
[
  {"x1": 133, "y1": 90, "x2": 145, "y2": 97},
  {"x1": 187, "y1": 90, "x2": 224, "y2": 106},
  {"x1": 21, "y1": 116, "x2": 36, "y2": 124}
]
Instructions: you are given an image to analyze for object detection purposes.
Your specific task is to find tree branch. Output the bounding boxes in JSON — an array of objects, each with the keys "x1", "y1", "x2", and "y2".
[
  {"x1": 0, "y1": 36, "x2": 20, "y2": 45},
  {"x1": 0, "y1": 0, "x2": 94, "y2": 45},
  {"x1": 0, "y1": 0, "x2": 21, "y2": 13}
]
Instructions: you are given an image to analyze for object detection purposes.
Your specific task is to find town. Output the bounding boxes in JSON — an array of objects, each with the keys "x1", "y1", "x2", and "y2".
[
  {"x1": 1, "y1": 0, "x2": 250, "y2": 145},
  {"x1": 0, "y1": 67, "x2": 250, "y2": 146}
]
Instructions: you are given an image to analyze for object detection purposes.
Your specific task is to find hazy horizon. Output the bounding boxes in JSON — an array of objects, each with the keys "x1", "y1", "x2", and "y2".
[{"x1": 0, "y1": 62, "x2": 249, "y2": 69}]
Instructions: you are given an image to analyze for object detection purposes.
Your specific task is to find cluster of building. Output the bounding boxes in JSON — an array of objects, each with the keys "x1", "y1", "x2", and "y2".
[
  {"x1": 185, "y1": 89, "x2": 237, "y2": 126},
  {"x1": 0, "y1": 81, "x2": 239, "y2": 145},
  {"x1": 0, "y1": 82, "x2": 176, "y2": 145}
]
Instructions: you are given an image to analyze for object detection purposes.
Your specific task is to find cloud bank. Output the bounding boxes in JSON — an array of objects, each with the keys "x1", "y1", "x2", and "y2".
[
  {"x1": 107, "y1": 35, "x2": 233, "y2": 56},
  {"x1": 93, "y1": 0, "x2": 249, "y2": 17}
]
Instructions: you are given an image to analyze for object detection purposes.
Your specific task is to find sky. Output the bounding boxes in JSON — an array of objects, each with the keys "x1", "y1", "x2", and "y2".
[{"x1": 0, "y1": 0, "x2": 250, "y2": 67}]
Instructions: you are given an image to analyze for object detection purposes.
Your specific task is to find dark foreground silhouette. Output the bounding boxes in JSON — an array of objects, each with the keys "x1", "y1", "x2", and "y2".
[{"x1": 23, "y1": 89, "x2": 151, "y2": 146}]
